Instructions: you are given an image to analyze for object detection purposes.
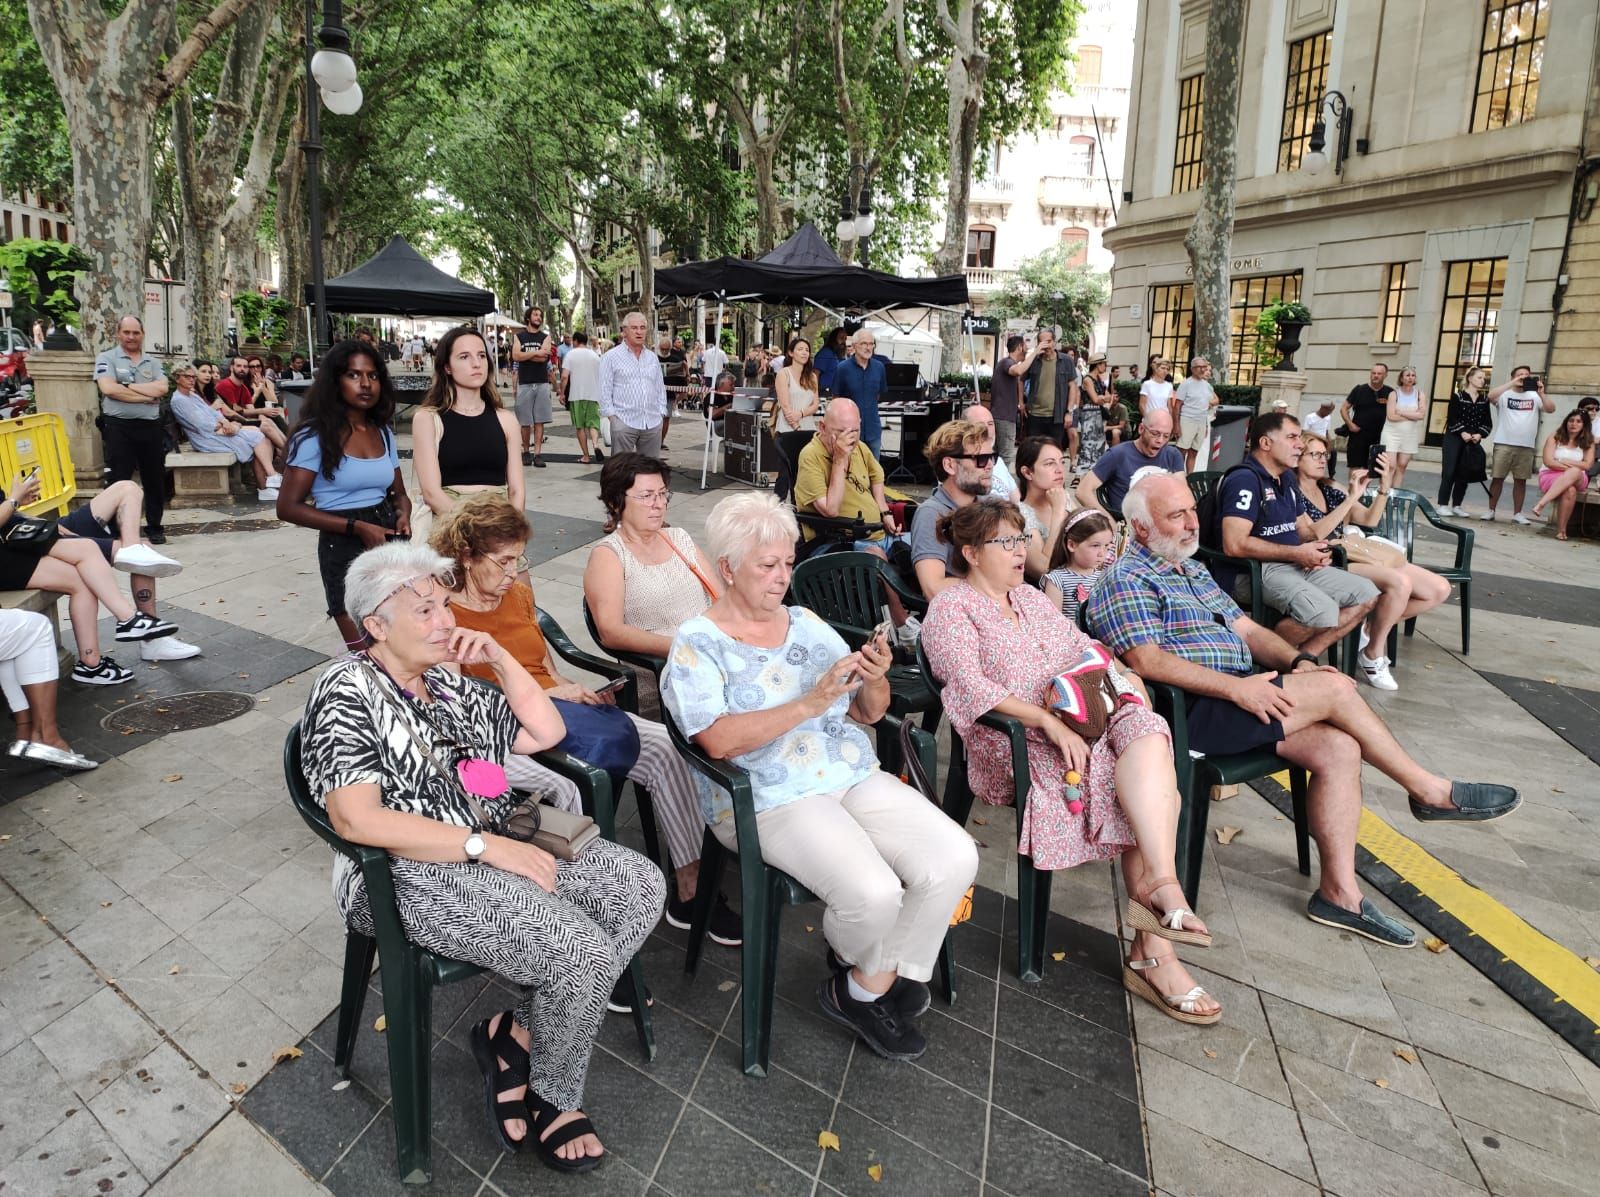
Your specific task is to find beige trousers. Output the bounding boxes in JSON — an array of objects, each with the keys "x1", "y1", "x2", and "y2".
[{"x1": 713, "y1": 771, "x2": 978, "y2": 982}]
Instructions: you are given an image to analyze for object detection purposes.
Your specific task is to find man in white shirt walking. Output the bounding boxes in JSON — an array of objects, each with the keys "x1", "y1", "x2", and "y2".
[{"x1": 598, "y1": 311, "x2": 667, "y2": 457}]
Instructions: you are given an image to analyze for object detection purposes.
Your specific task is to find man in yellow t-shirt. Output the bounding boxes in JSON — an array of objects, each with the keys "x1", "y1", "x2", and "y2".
[{"x1": 794, "y1": 398, "x2": 904, "y2": 545}]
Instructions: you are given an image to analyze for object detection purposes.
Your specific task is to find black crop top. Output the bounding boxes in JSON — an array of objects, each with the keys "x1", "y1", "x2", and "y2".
[{"x1": 435, "y1": 403, "x2": 507, "y2": 487}]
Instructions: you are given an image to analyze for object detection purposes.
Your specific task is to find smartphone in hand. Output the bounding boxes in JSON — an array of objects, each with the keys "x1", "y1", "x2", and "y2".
[{"x1": 593, "y1": 675, "x2": 629, "y2": 696}]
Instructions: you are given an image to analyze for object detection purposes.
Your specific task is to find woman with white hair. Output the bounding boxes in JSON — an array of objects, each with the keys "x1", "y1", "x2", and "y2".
[
  {"x1": 297, "y1": 542, "x2": 665, "y2": 1173},
  {"x1": 661, "y1": 492, "x2": 978, "y2": 1063}
]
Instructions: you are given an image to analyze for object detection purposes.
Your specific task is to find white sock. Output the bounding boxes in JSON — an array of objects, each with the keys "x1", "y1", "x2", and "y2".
[{"x1": 846, "y1": 971, "x2": 882, "y2": 1004}]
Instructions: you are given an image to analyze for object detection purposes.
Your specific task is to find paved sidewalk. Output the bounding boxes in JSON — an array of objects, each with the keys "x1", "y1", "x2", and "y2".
[{"x1": 0, "y1": 437, "x2": 1596, "y2": 1195}]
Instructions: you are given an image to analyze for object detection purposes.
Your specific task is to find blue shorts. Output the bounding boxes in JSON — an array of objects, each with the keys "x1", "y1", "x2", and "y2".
[
  {"x1": 852, "y1": 532, "x2": 908, "y2": 556},
  {"x1": 60, "y1": 506, "x2": 116, "y2": 563}
]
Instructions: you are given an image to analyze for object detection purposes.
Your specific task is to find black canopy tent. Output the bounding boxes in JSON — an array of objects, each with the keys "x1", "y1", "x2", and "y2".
[
  {"x1": 655, "y1": 223, "x2": 969, "y2": 312},
  {"x1": 306, "y1": 235, "x2": 496, "y2": 317}
]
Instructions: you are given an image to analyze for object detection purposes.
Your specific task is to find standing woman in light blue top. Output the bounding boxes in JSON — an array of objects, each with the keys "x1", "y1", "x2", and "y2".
[
  {"x1": 660, "y1": 492, "x2": 977, "y2": 1065},
  {"x1": 277, "y1": 340, "x2": 413, "y2": 650}
]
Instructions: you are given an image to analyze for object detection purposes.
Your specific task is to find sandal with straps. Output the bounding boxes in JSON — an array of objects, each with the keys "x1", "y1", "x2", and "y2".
[
  {"x1": 1125, "y1": 876, "x2": 1213, "y2": 947},
  {"x1": 1124, "y1": 955, "x2": 1222, "y2": 1025},
  {"x1": 526, "y1": 1090, "x2": 604, "y2": 1174},
  {"x1": 470, "y1": 1014, "x2": 531, "y2": 1152}
]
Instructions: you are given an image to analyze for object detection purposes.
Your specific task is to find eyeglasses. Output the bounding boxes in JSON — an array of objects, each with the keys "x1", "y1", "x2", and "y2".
[
  {"x1": 955, "y1": 452, "x2": 998, "y2": 467},
  {"x1": 486, "y1": 554, "x2": 529, "y2": 575},
  {"x1": 627, "y1": 488, "x2": 672, "y2": 505},
  {"x1": 1143, "y1": 429, "x2": 1172, "y2": 441},
  {"x1": 1303, "y1": 450, "x2": 1328, "y2": 461},
  {"x1": 374, "y1": 572, "x2": 455, "y2": 613},
  {"x1": 983, "y1": 534, "x2": 1029, "y2": 551}
]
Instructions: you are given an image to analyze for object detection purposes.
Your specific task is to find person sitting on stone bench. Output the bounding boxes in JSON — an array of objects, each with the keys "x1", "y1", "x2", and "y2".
[
  {"x1": 1086, "y1": 471, "x2": 1522, "y2": 949},
  {"x1": 171, "y1": 363, "x2": 283, "y2": 501},
  {"x1": 1, "y1": 472, "x2": 194, "y2": 685}
]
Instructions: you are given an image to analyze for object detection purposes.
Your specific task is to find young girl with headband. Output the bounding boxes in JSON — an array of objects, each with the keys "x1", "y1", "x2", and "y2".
[{"x1": 1041, "y1": 508, "x2": 1117, "y2": 623}]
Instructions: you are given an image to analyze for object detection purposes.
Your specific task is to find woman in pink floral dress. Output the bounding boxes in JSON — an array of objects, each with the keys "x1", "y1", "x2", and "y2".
[{"x1": 922, "y1": 498, "x2": 1220, "y2": 1024}]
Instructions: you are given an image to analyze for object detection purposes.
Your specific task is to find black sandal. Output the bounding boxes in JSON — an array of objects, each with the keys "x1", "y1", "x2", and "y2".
[
  {"x1": 525, "y1": 1090, "x2": 603, "y2": 1173},
  {"x1": 469, "y1": 1014, "x2": 531, "y2": 1152}
]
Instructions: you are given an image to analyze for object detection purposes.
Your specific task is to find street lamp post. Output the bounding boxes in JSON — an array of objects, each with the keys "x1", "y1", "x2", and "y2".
[
  {"x1": 302, "y1": 0, "x2": 362, "y2": 354},
  {"x1": 1302, "y1": 90, "x2": 1354, "y2": 177},
  {"x1": 834, "y1": 164, "x2": 877, "y2": 268}
]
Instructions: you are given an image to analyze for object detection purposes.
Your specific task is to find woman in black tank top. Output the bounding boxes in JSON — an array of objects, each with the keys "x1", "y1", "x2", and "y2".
[{"x1": 412, "y1": 327, "x2": 524, "y2": 544}]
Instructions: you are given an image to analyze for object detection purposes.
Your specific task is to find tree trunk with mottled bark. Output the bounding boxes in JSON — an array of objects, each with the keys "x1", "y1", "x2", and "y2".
[
  {"x1": 275, "y1": 83, "x2": 309, "y2": 326},
  {"x1": 931, "y1": 0, "x2": 988, "y2": 374},
  {"x1": 26, "y1": 0, "x2": 260, "y2": 350},
  {"x1": 1182, "y1": 0, "x2": 1245, "y2": 383},
  {"x1": 223, "y1": 45, "x2": 296, "y2": 297}
]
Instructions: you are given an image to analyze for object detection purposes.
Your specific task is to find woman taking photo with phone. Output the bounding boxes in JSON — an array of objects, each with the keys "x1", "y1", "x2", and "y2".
[{"x1": 277, "y1": 338, "x2": 412, "y2": 650}]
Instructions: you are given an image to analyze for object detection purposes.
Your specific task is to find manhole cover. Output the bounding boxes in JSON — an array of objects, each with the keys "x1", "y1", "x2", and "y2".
[{"x1": 101, "y1": 691, "x2": 256, "y2": 734}]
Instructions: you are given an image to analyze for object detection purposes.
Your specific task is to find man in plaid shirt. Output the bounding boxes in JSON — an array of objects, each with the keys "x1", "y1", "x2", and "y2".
[{"x1": 1086, "y1": 471, "x2": 1520, "y2": 949}]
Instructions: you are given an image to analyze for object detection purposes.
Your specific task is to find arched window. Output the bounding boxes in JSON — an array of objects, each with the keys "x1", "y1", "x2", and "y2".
[
  {"x1": 1061, "y1": 227, "x2": 1090, "y2": 268},
  {"x1": 1068, "y1": 135, "x2": 1096, "y2": 176},
  {"x1": 966, "y1": 225, "x2": 996, "y2": 269}
]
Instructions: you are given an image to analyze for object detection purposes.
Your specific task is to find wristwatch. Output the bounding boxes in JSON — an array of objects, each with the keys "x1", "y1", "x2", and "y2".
[
  {"x1": 1290, "y1": 652, "x2": 1319, "y2": 671},
  {"x1": 463, "y1": 832, "x2": 487, "y2": 862}
]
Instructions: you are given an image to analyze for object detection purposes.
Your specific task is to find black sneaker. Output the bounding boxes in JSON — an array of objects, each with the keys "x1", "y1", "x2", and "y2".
[
  {"x1": 532, "y1": 454, "x2": 546, "y2": 468},
  {"x1": 114, "y1": 611, "x2": 178, "y2": 642},
  {"x1": 606, "y1": 977, "x2": 654, "y2": 1014},
  {"x1": 664, "y1": 893, "x2": 743, "y2": 946},
  {"x1": 72, "y1": 656, "x2": 135, "y2": 686},
  {"x1": 521, "y1": 451, "x2": 534, "y2": 466},
  {"x1": 146, "y1": 529, "x2": 167, "y2": 545},
  {"x1": 815, "y1": 970, "x2": 926, "y2": 1061},
  {"x1": 826, "y1": 947, "x2": 928, "y2": 1019},
  {"x1": 593, "y1": 448, "x2": 605, "y2": 462}
]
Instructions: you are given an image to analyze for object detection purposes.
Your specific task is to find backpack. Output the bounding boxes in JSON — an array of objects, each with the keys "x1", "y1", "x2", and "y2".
[{"x1": 1194, "y1": 464, "x2": 1255, "y2": 553}]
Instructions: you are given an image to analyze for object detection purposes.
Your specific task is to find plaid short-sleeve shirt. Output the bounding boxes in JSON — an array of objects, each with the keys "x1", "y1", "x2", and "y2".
[{"x1": 1085, "y1": 541, "x2": 1254, "y2": 678}]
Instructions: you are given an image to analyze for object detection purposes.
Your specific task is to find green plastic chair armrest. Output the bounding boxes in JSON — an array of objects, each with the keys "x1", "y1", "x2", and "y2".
[
  {"x1": 537, "y1": 606, "x2": 639, "y2": 712},
  {"x1": 532, "y1": 748, "x2": 619, "y2": 838},
  {"x1": 974, "y1": 708, "x2": 1031, "y2": 815}
]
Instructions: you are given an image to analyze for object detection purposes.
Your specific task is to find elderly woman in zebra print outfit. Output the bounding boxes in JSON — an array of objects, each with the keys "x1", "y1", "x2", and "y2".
[{"x1": 299, "y1": 542, "x2": 664, "y2": 1173}]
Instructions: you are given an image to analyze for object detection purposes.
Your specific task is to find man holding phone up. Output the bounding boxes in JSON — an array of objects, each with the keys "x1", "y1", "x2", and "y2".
[
  {"x1": 1483, "y1": 365, "x2": 1556, "y2": 523},
  {"x1": 1214, "y1": 412, "x2": 1377, "y2": 660}
]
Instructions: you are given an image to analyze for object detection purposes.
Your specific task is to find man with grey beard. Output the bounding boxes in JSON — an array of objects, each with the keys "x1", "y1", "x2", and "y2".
[{"x1": 1084, "y1": 471, "x2": 1520, "y2": 950}]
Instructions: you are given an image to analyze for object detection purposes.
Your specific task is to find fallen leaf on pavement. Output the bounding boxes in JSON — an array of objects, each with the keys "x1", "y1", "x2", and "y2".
[
  {"x1": 1203, "y1": 1048, "x2": 1218, "y2": 1059},
  {"x1": 1215, "y1": 826, "x2": 1242, "y2": 845},
  {"x1": 1553, "y1": 786, "x2": 1565, "y2": 793},
  {"x1": 1051, "y1": 951, "x2": 1066, "y2": 961},
  {"x1": 1423, "y1": 937, "x2": 1450, "y2": 954},
  {"x1": 973, "y1": 816, "x2": 987, "y2": 825},
  {"x1": 818, "y1": 1130, "x2": 840, "y2": 1152},
  {"x1": 332, "y1": 1080, "x2": 351, "y2": 1092},
  {"x1": 161, "y1": 774, "x2": 182, "y2": 783},
  {"x1": 717, "y1": 980, "x2": 736, "y2": 992},
  {"x1": 1544, "y1": 677, "x2": 1559, "y2": 685},
  {"x1": 168, "y1": 965, "x2": 181, "y2": 975},
  {"x1": 1374, "y1": 1077, "x2": 1390, "y2": 1089},
  {"x1": 231, "y1": 1083, "x2": 247, "y2": 1095},
  {"x1": 1394, "y1": 1048, "x2": 1418, "y2": 1065},
  {"x1": 272, "y1": 1046, "x2": 303, "y2": 1063},
  {"x1": 867, "y1": 1163, "x2": 883, "y2": 1182},
  {"x1": 374, "y1": 1015, "x2": 387, "y2": 1033},
  {"x1": 100, "y1": 901, "x2": 112, "y2": 908}
]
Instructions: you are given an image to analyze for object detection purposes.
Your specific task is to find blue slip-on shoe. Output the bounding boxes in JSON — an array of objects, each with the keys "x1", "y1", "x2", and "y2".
[
  {"x1": 1306, "y1": 893, "x2": 1416, "y2": 948},
  {"x1": 1410, "y1": 781, "x2": 1522, "y2": 823}
]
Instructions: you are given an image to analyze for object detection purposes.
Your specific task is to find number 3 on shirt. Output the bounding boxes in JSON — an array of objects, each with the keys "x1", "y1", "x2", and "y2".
[{"x1": 1234, "y1": 491, "x2": 1252, "y2": 511}]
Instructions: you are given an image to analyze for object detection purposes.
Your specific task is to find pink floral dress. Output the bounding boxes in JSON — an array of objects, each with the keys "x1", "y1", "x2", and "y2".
[{"x1": 923, "y1": 581, "x2": 1171, "y2": 871}]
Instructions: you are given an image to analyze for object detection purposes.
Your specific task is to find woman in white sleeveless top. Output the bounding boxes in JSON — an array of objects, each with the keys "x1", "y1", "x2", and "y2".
[
  {"x1": 772, "y1": 337, "x2": 821, "y2": 431},
  {"x1": 583, "y1": 453, "x2": 719, "y2": 661},
  {"x1": 1385, "y1": 365, "x2": 1426, "y2": 491}
]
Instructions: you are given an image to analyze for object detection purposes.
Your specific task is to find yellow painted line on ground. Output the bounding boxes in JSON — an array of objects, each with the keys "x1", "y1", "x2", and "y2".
[{"x1": 1266, "y1": 770, "x2": 1600, "y2": 1028}]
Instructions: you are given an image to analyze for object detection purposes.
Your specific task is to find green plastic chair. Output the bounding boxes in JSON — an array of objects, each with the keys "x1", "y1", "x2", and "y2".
[
  {"x1": 282, "y1": 723, "x2": 656, "y2": 1184},
  {"x1": 581, "y1": 596, "x2": 669, "y2": 682},
  {"x1": 1356, "y1": 486, "x2": 1473, "y2": 654},
  {"x1": 788, "y1": 551, "x2": 938, "y2": 775},
  {"x1": 662, "y1": 705, "x2": 957, "y2": 1077},
  {"x1": 916, "y1": 638, "x2": 1059, "y2": 983}
]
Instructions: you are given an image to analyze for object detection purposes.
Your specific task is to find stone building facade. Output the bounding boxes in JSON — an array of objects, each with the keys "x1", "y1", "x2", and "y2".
[{"x1": 1104, "y1": 0, "x2": 1598, "y2": 443}]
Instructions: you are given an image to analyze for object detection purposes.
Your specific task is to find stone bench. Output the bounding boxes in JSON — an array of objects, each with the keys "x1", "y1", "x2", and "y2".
[
  {"x1": 165, "y1": 448, "x2": 251, "y2": 503},
  {"x1": 1546, "y1": 480, "x2": 1600, "y2": 539},
  {"x1": 0, "y1": 587, "x2": 72, "y2": 669}
]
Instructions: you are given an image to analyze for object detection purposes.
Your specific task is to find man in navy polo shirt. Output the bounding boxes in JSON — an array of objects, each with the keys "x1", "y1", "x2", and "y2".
[
  {"x1": 1216, "y1": 411, "x2": 1377, "y2": 659},
  {"x1": 831, "y1": 330, "x2": 888, "y2": 459}
]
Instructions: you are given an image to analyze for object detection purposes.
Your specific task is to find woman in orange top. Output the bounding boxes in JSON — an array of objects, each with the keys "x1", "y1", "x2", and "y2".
[{"x1": 433, "y1": 496, "x2": 741, "y2": 950}]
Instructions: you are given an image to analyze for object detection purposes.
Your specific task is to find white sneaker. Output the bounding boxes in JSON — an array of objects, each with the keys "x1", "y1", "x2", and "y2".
[
  {"x1": 113, "y1": 543, "x2": 183, "y2": 578},
  {"x1": 1436, "y1": 505, "x2": 1456, "y2": 517},
  {"x1": 141, "y1": 636, "x2": 202, "y2": 662},
  {"x1": 1480, "y1": 510, "x2": 1496, "y2": 521},
  {"x1": 1512, "y1": 512, "x2": 1531, "y2": 525},
  {"x1": 267, "y1": 473, "x2": 283, "y2": 488},
  {"x1": 895, "y1": 614, "x2": 922, "y2": 648},
  {"x1": 1359, "y1": 652, "x2": 1399, "y2": 691},
  {"x1": 258, "y1": 488, "x2": 279, "y2": 501}
]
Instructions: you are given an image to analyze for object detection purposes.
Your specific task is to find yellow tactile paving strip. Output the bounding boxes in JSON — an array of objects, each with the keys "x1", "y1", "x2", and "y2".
[{"x1": 1268, "y1": 771, "x2": 1600, "y2": 1033}]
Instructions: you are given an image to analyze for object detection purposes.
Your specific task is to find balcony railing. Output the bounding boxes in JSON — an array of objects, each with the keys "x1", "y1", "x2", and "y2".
[
  {"x1": 972, "y1": 176, "x2": 1016, "y2": 196},
  {"x1": 965, "y1": 267, "x2": 1017, "y2": 292},
  {"x1": 1037, "y1": 174, "x2": 1120, "y2": 210}
]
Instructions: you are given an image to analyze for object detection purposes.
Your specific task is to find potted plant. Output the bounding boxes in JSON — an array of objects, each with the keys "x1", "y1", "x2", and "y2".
[{"x1": 1254, "y1": 299, "x2": 1312, "y2": 371}]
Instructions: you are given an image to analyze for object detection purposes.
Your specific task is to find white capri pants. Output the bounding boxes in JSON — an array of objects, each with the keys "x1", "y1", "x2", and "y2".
[
  {"x1": 0, "y1": 610, "x2": 58, "y2": 713},
  {"x1": 713, "y1": 771, "x2": 979, "y2": 982}
]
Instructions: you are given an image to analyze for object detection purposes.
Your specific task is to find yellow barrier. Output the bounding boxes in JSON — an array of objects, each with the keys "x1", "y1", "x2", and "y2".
[{"x1": 0, "y1": 412, "x2": 76, "y2": 516}]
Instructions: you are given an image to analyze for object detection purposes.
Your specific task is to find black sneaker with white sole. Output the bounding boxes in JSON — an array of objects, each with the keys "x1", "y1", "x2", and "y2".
[
  {"x1": 664, "y1": 892, "x2": 743, "y2": 946},
  {"x1": 825, "y1": 946, "x2": 930, "y2": 1019},
  {"x1": 114, "y1": 612, "x2": 177, "y2": 642},
  {"x1": 72, "y1": 656, "x2": 135, "y2": 686},
  {"x1": 606, "y1": 977, "x2": 654, "y2": 1014},
  {"x1": 815, "y1": 970, "x2": 926, "y2": 1061}
]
